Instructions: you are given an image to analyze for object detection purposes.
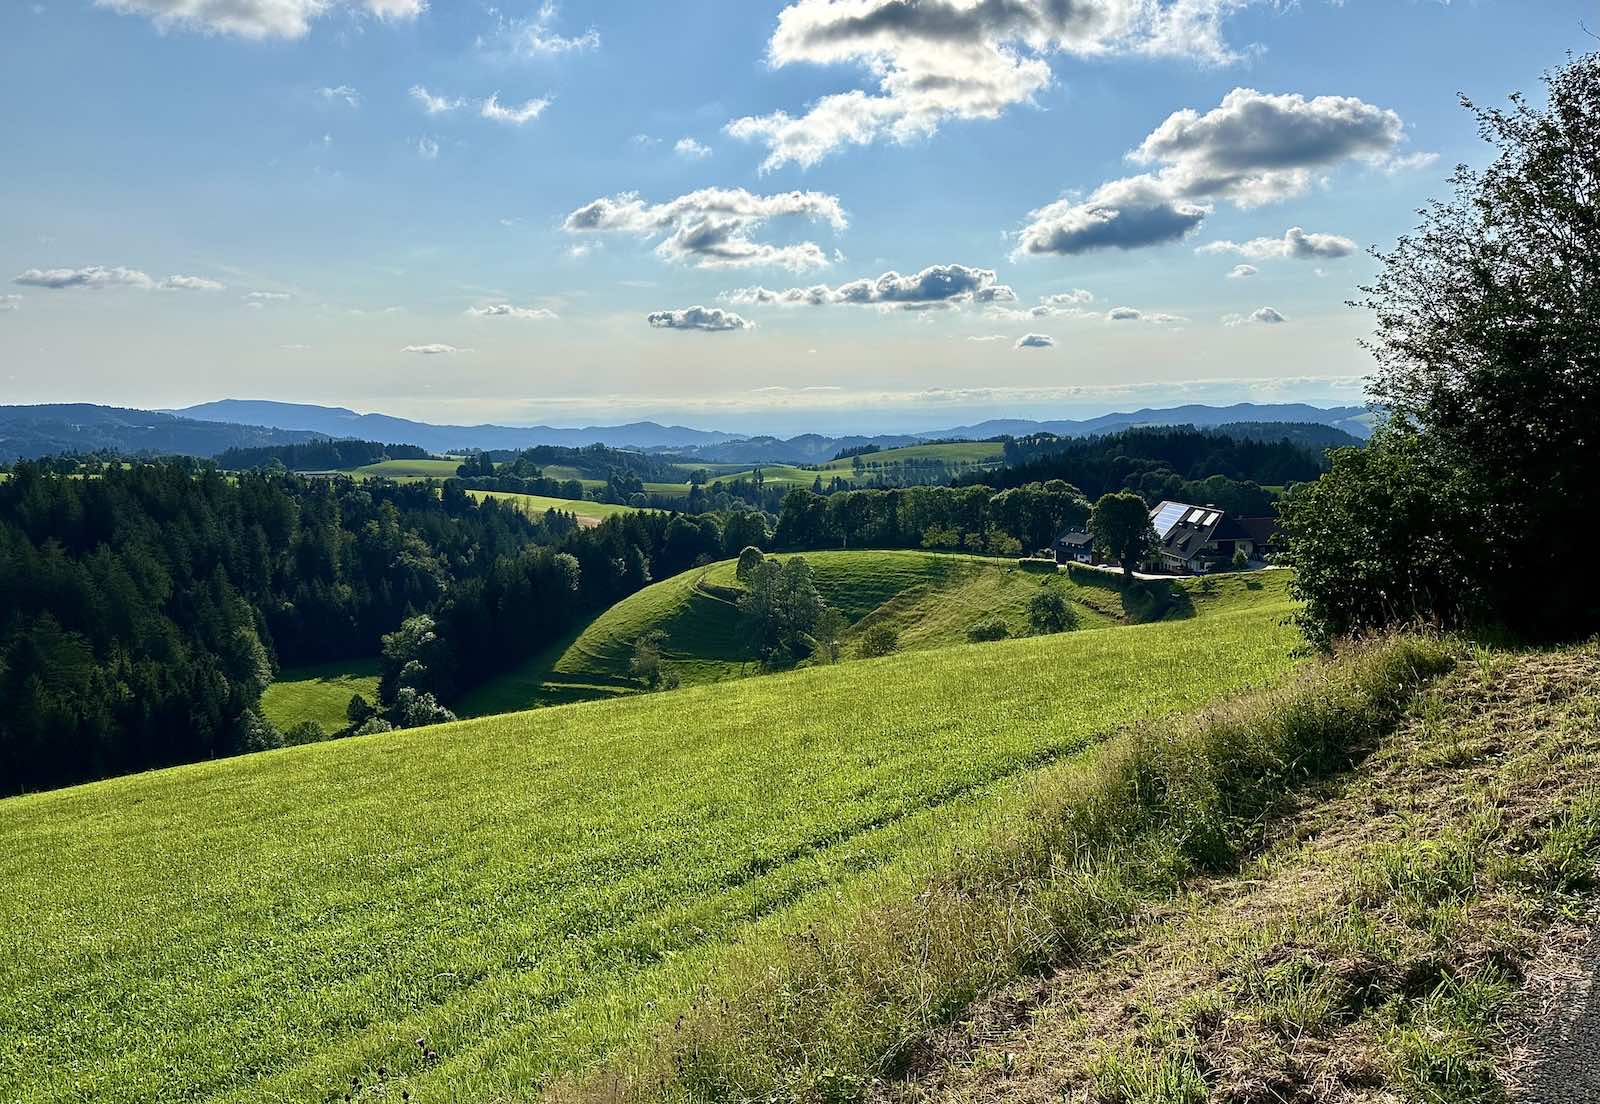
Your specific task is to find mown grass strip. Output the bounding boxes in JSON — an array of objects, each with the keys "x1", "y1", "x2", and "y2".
[{"x1": 556, "y1": 633, "x2": 1455, "y2": 1104}]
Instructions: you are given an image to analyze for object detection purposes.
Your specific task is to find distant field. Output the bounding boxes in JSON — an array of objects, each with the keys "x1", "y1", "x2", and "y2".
[
  {"x1": 817, "y1": 440, "x2": 1005, "y2": 471},
  {"x1": 0, "y1": 599, "x2": 1302, "y2": 1104},
  {"x1": 350, "y1": 458, "x2": 463, "y2": 481},
  {"x1": 458, "y1": 550, "x2": 1295, "y2": 716},
  {"x1": 260, "y1": 658, "x2": 380, "y2": 733},
  {"x1": 464, "y1": 489, "x2": 636, "y2": 525}
]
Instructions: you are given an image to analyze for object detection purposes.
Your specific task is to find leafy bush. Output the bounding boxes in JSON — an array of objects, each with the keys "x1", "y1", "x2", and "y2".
[
  {"x1": 966, "y1": 618, "x2": 1010, "y2": 643},
  {"x1": 857, "y1": 624, "x2": 900, "y2": 658},
  {"x1": 283, "y1": 720, "x2": 328, "y2": 747},
  {"x1": 1028, "y1": 589, "x2": 1076, "y2": 635},
  {"x1": 734, "y1": 545, "x2": 765, "y2": 581}
]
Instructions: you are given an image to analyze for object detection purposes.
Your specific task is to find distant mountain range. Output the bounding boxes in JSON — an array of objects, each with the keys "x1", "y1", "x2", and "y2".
[
  {"x1": 919, "y1": 403, "x2": 1375, "y2": 442},
  {"x1": 173, "y1": 400, "x2": 744, "y2": 453},
  {"x1": 0, "y1": 404, "x2": 322, "y2": 461},
  {"x1": 1, "y1": 399, "x2": 1374, "y2": 464}
]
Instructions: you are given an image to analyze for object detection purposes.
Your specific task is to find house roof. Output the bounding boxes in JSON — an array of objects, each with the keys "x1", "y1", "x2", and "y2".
[
  {"x1": 1148, "y1": 500, "x2": 1227, "y2": 562},
  {"x1": 1057, "y1": 529, "x2": 1093, "y2": 548},
  {"x1": 1233, "y1": 516, "x2": 1281, "y2": 545}
]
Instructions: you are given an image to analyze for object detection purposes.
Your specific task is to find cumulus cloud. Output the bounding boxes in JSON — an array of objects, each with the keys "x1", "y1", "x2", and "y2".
[
  {"x1": 727, "y1": 263, "x2": 1014, "y2": 311},
  {"x1": 318, "y1": 85, "x2": 361, "y2": 108},
  {"x1": 1014, "y1": 333, "x2": 1055, "y2": 349},
  {"x1": 1017, "y1": 87, "x2": 1406, "y2": 257},
  {"x1": 1107, "y1": 306, "x2": 1142, "y2": 321},
  {"x1": 0, "y1": 295, "x2": 20, "y2": 311},
  {"x1": 95, "y1": 0, "x2": 423, "y2": 40},
  {"x1": 14, "y1": 265, "x2": 154, "y2": 289},
  {"x1": 243, "y1": 290, "x2": 290, "y2": 308},
  {"x1": 1014, "y1": 174, "x2": 1210, "y2": 256},
  {"x1": 1133, "y1": 88, "x2": 1404, "y2": 206},
  {"x1": 727, "y1": 0, "x2": 1262, "y2": 171},
  {"x1": 1223, "y1": 306, "x2": 1287, "y2": 326},
  {"x1": 416, "y1": 136, "x2": 440, "y2": 160},
  {"x1": 480, "y1": 93, "x2": 551, "y2": 126},
  {"x1": 1198, "y1": 226, "x2": 1357, "y2": 260},
  {"x1": 675, "y1": 137, "x2": 712, "y2": 159},
  {"x1": 466, "y1": 303, "x2": 558, "y2": 320},
  {"x1": 1226, "y1": 263, "x2": 1257, "y2": 279},
  {"x1": 410, "y1": 85, "x2": 465, "y2": 115},
  {"x1": 402, "y1": 343, "x2": 468, "y2": 354},
  {"x1": 563, "y1": 187, "x2": 846, "y2": 271},
  {"x1": 647, "y1": 306, "x2": 752, "y2": 332},
  {"x1": 161, "y1": 274, "x2": 225, "y2": 290},
  {"x1": 480, "y1": 2, "x2": 599, "y2": 57},
  {"x1": 1104, "y1": 306, "x2": 1187, "y2": 324}
]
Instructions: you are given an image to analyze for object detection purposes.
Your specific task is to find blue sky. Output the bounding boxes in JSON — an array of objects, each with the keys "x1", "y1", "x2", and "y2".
[{"x1": 1, "y1": 0, "x2": 1592, "y2": 434}]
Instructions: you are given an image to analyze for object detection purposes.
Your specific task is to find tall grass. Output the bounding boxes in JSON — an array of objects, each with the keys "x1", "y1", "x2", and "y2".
[{"x1": 561, "y1": 633, "x2": 1454, "y2": 1104}]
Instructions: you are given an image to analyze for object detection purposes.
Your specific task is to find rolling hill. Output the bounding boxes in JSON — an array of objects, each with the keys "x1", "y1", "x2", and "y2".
[
  {"x1": 0, "y1": 594, "x2": 1304, "y2": 1104},
  {"x1": 457, "y1": 550, "x2": 1293, "y2": 716},
  {"x1": 0, "y1": 403, "x2": 324, "y2": 461}
]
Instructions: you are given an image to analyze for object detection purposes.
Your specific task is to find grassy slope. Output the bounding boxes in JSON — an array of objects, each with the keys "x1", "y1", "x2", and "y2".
[
  {"x1": 458, "y1": 552, "x2": 1260, "y2": 717},
  {"x1": 816, "y1": 441, "x2": 1005, "y2": 472},
  {"x1": 350, "y1": 458, "x2": 463, "y2": 481},
  {"x1": 464, "y1": 488, "x2": 636, "y2": 524},
  {"x1": 0, "y1": 606, "x2": 1302, "y2": 1104},
  {"x1": 260, "y1": 658, "x2": 380, "y2": 733},
  {"x1": 887, "y1": 644, "x2": 1600, "y2": 1104}
]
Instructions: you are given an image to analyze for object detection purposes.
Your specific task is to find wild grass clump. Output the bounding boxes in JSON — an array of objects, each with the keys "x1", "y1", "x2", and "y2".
[{"x1": 559, "y1": 633, "x2": 1454, "y2": 1104}]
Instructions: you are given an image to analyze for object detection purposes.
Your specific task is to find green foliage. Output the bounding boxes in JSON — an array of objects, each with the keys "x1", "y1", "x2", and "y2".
[
  {"x1": 260, "y1": 659, "x2": 381, "y2": 734},
  {"x1": 629, "y1": 630, "x2": 671, "y2": 689},
  {"x1": 1091, "y1": 491, "x2": 1158, "y2": 576},
  {"x1": 1028, "y1": 589, "x2": 1076, "y2": 635},
  {"x1": 282, "y1": 720, "x2": 328, "y2": 746},
  {"x1": 857, "y1": 623, "x2": 900, "y2": 658},
  {"x1": 966, "y1": 617, "x2": 1010, "y2": 643},
  {"x1": 734, "y1": 545, "x2": 764, "y2": 581},
  {"x1": 1291, "y1": 53, "x2": 1600, "y2": 643}
]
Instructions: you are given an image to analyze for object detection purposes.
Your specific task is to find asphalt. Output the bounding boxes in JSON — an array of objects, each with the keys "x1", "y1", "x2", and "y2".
[{"x1": 1517, "y1": 927, "x2": 1600, "y2": 1102}]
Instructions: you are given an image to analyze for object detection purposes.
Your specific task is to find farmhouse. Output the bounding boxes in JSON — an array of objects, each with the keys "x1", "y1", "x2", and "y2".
[
  {"x1": 1147, "y1": 500, "x2": 1276, "y2": 574},
  {"x1": 1053, "y1": 530, "x2": 1095, "y2": 564}
]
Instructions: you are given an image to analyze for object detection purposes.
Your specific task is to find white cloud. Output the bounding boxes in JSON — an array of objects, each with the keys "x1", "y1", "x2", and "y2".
[
  {"x1": 727, "y1": 0, "x2": 1263, "y2": 171},
  {"x1": 647, "y1": 306, "x2": 753, "y2": 332},
  {"x1": 243, "y1": 290, "x2": 290, "y2": 308},
  {"x1": 1016, "y1": 87, "x2": 1405, "y2": 256},
  {"x1": 318, "y1": 85, "x2": 361, "y2": 108},
  {"x1": 1132, "y1": 88, "x2": 1405, "y2": 207},
  {"x1": 674, "y1": 137, "x2": 712, "y2": 159},
  {"x1": 14, "y1": 265, "x2": 154, "y2": 289},
  {"x1": 410, "y1": 85, "x2": 465, "y2": 115},
  {"x1": 416, "y1": 136, "x2": 440, "y2": 160},
  {"x1": 1014, "y1": 333, "x2": 1055, "y2": 350},
  {"x1": 966, "y1": 333, "x2": 1009, "y2": 342},
  {"x1": 95, "y1": 0, "x2": 422, "y2": 40},
  {"x1": 1223, "y1": 306, "x2": 1287, "y2": 326},
  {"x1": 466, "y1": 303, "x2": 559, "y2": 320},
  {"x1": 1107, "y1": 306, "x2": 1142, "y2": 321},
  {"x1": 1379, "y1": 151, "x2": 1440, "y2": 175},
  {"x1": 1226, "y1": 263, "x2": 1257, "y2": 279},
  {"x1": 1014, "y1": 174, "x2": 1210, "y2": 257},
  {"x1": 0, "y1": 295, "x2": 20, "y2": 311},
  {"x1": 402, "y1": 343, "x2": 468, "y2": 354},
  {"x1": 161, "y1": 274, "x2": 226, "y2": 290},
  {"x1": 564, "y1": 187, "x2": 846, "y2": 271},
  {"x1": 727, "y1": 263, "x2": 1014, "y2": 311},
  {"x1": 480, "y1": 2, "x2": 599, "y2": 57},
  {"x1": 1198, "y1": 226, "x2": 1357, "y2": 260},
  {"x1": 481, "y1": 93, "x2": 551, "y2": 126}
]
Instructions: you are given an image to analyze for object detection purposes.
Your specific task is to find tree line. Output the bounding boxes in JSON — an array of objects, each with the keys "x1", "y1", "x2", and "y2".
[
  {"x1": 0, "y1": 461, "x2": 772, "y2": 794},
  {"x1": 213, "y1": 439, "x2": 431, "y2": 471}
]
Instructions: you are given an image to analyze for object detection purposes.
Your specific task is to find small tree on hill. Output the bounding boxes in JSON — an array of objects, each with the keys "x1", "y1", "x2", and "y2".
[
  {"x1": 735, "y1": 545, "x2": 765, "y2": 581},
  {"x1": 1028, "y1": 589, "x2": 1075, "y2": 635},
  {"x1": 1090, "y1": 492, "x2": 1156, "y2": 577},
  {"x1": 630, "y1": 630, "x2": 670, "y2": 690}
]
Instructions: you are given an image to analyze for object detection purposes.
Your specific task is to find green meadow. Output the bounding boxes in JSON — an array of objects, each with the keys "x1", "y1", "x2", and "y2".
[
  {"x1": 458, "y1": 550, "x2": 1292, "y2": 716},
  {"x1": 350, "y1": 458, "x2": 464, "y2": 481},
  {"x1": 0, "y1": 599, "x2": 1302, "y2": 1104},
  {"x1": 260, "y1": 658, "x2": 381, "y2": 733},
  {"x1": 464, "y1": 488, "x2": 637, "y2": 524}
]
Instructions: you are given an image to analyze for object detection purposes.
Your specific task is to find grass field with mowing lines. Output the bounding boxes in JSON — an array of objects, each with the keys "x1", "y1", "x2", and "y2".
[
  {"x1": 0, "y1": 605, "x2": 1303, "y2": 1104},
  {"x1": 260, "y1": 658, "x2": 381, "y2": 733},
  {"x1": 816, "y1": 441, "x2": 1005, "y2": 471},
  {"x1": 458, "y1": 551, "x2": 1294, "y2": 717}
]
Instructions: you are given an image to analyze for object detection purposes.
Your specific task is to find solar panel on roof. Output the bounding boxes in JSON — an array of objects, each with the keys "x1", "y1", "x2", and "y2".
[
  {"x1": 1152, "y1": 502, "x2": 1187, "y2": 538},
  {"x1": 1205, "y1": 511, "x2": 1221, "y2": 526}
]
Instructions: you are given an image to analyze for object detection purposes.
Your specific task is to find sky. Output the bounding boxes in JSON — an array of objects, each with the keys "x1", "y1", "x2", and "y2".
[{"x1": 0, "y1": 0, "x2": 1593, "y2": 435}]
